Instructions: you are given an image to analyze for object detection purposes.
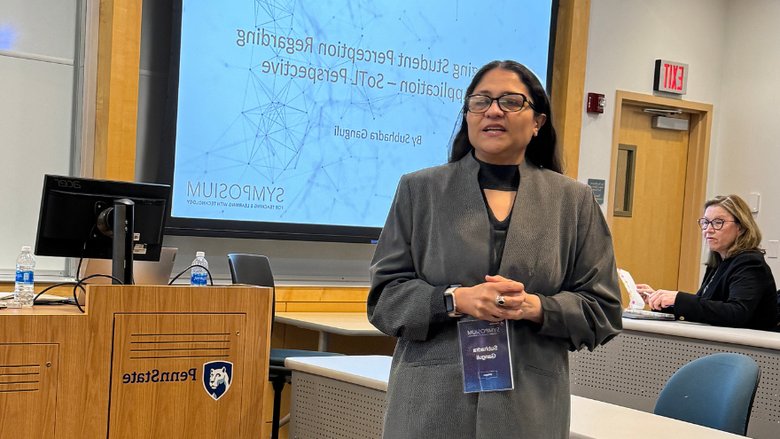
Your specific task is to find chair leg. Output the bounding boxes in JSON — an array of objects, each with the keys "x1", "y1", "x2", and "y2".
[{"x1": 271, "y1": 377, "x2": 286, "y2": 439}]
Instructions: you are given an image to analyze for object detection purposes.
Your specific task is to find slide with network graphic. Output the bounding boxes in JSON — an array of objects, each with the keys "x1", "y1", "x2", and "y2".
[{"x1": 172, "y1": 0, "x2": 553, "y2": 228}]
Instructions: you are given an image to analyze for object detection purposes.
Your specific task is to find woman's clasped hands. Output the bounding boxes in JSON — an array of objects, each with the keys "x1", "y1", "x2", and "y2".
[{"x1": 454, "y1": 275, "x2": 544, "y2": 323}]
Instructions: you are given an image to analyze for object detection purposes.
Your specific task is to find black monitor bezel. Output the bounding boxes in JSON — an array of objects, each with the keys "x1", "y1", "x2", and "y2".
[{"x1": 34, "y1": 175, "x2": 172, "y2": 262}]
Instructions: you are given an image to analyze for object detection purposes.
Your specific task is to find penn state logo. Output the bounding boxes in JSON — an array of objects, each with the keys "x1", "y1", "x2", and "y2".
[{"x1": 202, "y1": 361, "x2": 233, "y2": 400}]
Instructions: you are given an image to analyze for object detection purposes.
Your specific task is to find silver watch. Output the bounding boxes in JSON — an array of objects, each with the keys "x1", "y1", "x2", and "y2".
[{"x1": 444, "y1": 286, "x2": 463, "y2": 318}]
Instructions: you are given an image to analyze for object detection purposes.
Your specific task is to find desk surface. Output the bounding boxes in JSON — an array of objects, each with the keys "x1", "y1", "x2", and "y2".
[
  {"x1": 622, "y1": 318, "x2": 780, "y2": 350},
  {"x1": 0, "y1": 303, "x2": 84, "y2": 315},
  {"x1": 569, "y1": 395, "x2": 747, "y2": 439},
  {"x1": 275, "y1": 312, "x2": 383, "y2": 336},
  {"x1": 276, "y1": 312, "x2": 780, "y2": 350},
  {"x1": 286, "y1": 355, "x2": 748, "y2": 439},
  {"x1": 286, "y1": 355, "x2": 391, "y2": 391}
]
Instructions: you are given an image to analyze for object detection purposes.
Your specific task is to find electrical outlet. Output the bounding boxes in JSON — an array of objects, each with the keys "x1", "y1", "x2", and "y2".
[
  {"x1": 767, "y1": 240, "x2": 779, "y2": 258},
  {"x1": 749, "y1": 193, "x2": 760, "y2": 213}
]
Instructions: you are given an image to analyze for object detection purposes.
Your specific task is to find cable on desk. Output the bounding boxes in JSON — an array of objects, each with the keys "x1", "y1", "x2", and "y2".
[
  {"x1": 169, "y1": 264, "x2": 214, "y2": 286},
  {"x1": 32, "y1": 273, "x2": 126, "y2": 313}
]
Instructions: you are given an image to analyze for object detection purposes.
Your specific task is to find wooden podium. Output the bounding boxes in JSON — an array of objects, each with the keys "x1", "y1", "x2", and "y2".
[{"x1": 0, "y1": 285, "x2": 272, "y2": 439}]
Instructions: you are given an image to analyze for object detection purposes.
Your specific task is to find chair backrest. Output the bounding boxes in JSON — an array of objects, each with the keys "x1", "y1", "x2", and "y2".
[
  {"x1": 227, "y1": 253, "x2": 276, "y2": 328},
  {"x1": 653, "y1": 352, "x2": 760, "y2": 435},
  {"x1": 776, "y1": 289, "x2": 780, "y2": 331}
]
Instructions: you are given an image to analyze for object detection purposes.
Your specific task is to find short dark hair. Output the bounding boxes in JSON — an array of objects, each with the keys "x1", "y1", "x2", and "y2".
[{"x1": 448, "y1": 60, "x2": 562, "y2": 173}]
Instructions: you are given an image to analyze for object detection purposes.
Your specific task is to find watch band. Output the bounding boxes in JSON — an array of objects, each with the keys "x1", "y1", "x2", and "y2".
[{"x1": 444, "y1": 286, "x2": 463, "y2": 318}]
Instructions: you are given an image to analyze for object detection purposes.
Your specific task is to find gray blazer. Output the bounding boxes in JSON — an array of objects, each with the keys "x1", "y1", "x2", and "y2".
[{"x1": 368, "y1": 154, "x2": 622, "y2": 439}]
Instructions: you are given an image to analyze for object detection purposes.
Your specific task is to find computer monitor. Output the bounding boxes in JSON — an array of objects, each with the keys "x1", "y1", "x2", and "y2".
[{"x1": 34, "y1": 175, "x2": 171, "y2": 284}]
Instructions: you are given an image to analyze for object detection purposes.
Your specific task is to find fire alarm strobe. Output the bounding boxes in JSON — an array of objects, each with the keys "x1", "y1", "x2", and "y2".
[{"x1": 587, "y1": 93, "x2": 605, "y2": 113}]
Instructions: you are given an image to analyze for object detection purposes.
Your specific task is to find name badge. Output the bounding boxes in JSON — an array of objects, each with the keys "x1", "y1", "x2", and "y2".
[{"x1": 457, "y1": 319, "x2": 513, "y2": 393}]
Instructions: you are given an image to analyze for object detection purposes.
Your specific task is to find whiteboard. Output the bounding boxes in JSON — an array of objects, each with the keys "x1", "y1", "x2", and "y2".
[{"x1": 0, "y1": 0, "x2": 79, "y2": 276}]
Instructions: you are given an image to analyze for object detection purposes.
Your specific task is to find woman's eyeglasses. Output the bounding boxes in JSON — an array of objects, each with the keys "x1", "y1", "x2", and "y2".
[
  {"x1": 465, "y1": 93, "x2": 536, "y2": 114},
  {"x1": 697, "y1": 218, "x2": 736, "y2": 230}
]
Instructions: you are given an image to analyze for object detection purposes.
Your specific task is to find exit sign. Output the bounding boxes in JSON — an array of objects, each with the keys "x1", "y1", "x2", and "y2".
[{"x1": 653, "y1": 59, "x2": 688, "y2": 95}]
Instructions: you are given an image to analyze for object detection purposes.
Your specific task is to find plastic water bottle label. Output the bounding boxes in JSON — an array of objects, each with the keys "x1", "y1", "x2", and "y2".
[
  {"x1": 16, "y1": 270, "x2": 33, "y2": 284},
  {"x1": 191, "y1": 272, "x2": 208, "y2": 286}
]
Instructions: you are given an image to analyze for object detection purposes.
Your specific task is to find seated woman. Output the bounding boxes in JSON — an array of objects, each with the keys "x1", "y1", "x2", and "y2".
[{"x1": 636, "y1": 195, "x2": 778, "y2": 330}]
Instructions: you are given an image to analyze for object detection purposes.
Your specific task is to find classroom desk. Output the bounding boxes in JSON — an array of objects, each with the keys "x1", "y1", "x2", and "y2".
[
  {"x1": 284, "y1": 355, "x2": 748, "y2": 439},
  {"x1": 568, "y1": 395, "x2": 749, "y2": 439},
  {"x1": 275, "y1": 312, "x2": 383, "y2": 351},
  {"x1": 569, "y1": 318, "x2": 780, "y2": 439}
]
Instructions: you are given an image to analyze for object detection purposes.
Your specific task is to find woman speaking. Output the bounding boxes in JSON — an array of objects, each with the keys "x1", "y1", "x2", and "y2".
[{"x1": 367, "y1": 60, "x2": 622, "y2": 438}]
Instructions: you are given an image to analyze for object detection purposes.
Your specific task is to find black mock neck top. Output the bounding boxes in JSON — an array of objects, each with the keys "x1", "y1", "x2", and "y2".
[{"x1": 474, "y1": 154, "x2": 520, "y2": 276}]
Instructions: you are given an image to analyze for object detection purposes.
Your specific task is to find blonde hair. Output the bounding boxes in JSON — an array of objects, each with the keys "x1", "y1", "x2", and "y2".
[{"x1": 704, "y1": 194, "x2": 763, "y2": 267}]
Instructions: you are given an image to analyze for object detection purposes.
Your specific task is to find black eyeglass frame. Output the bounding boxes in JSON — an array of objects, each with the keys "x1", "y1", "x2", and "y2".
[
  {"x1": 465, "y1": 93, "x2": 537, "y2": 114},
  {"x1": 697, "y1": 218, "x2": 736, "y2": 231}
]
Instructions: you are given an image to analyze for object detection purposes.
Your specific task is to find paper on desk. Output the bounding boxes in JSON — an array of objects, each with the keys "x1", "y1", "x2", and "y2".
[
  {"x1": 0, "y1": 293, "x2": 72, "y2": 305},
  {"x1": 617, "y1": 268, "x2": 645, "y2": 310}
]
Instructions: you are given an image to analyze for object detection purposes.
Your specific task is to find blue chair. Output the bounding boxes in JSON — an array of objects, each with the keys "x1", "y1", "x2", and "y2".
[
  {"x1": 227, "y1": 253, "x2": 343, "y2": 439},
  {"x1": 653, "y1": 352, "x2": 760, "y2": 435}
]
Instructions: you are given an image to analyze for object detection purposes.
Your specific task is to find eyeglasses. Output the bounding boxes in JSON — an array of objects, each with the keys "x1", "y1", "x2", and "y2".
[
  {"x1": 697, "y1": 218, "x2": 736, "y2": 230},
  {"x1": 465, "y1": 93, "x2": 536, "y2": 114}
]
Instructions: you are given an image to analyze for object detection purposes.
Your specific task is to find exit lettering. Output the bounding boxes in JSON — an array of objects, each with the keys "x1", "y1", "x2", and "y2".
[
  {"x1": 654, "y1": 59, "x2": 688, "y2": 95},
  {"x1": 663, "y1": 63, "x2": 685, "y2": 91}
]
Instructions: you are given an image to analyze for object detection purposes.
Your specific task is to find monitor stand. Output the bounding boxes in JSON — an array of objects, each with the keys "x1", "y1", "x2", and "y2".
[{"x1": 111, "y1": 198, "x2": 135, "y2": 285}]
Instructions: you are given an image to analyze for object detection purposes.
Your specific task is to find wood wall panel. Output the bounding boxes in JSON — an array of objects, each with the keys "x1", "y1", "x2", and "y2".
[
  {"x1": 285, "y1": 302, "x2": 367, "y2": 312},
  {"x1": 551, "y1": 0, "x2": 591, "y2": 178},
  {"x1": 94, "y1": 0, "x2": 143, "y2": 180},
  {"x1": 275, "y1": 286, "x2": 370, "y2": 303}
]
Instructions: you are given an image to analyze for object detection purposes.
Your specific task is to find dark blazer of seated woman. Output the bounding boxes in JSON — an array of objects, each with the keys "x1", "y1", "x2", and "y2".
[
  {"x1": 674, "y1": 250, "x2": 777, "y2": 330},
  {"x1": 637, "y1": 194, "x2": 778, "y2": 331}
]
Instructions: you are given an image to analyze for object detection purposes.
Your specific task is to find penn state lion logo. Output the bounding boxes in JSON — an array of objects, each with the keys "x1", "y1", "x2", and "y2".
[
  {"x1": 210, "y1": 367, "x2": 230, "y2": 388},
  {"x1": 202, "y1": 361, "x2": 233, "y2": 400}
]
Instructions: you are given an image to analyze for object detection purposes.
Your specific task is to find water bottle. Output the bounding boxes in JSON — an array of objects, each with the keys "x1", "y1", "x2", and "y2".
[
  {"x1": 190, "y1": 251, "x2": 209, "y2": 286},
  {"x1": 14, "y1": 246, "x2": 36, "y2": 307}
]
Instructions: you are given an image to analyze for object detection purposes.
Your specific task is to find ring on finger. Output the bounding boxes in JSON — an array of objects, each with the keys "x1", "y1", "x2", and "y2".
[{"x1": 495, "y1": 295, "x2": 506, "y2": 306}]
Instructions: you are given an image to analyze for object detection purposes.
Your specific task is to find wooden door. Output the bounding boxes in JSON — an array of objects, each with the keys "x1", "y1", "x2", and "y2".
[{"x1": 611, "y1": 105, "x2": 690, "y2": 298}]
